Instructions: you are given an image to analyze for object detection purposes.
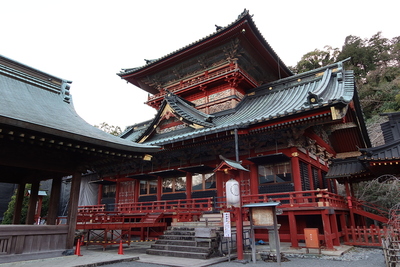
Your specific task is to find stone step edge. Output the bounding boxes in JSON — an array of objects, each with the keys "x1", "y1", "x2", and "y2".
[{"x1": 147, "y1": 248, "x2": 210, "y2": 257}]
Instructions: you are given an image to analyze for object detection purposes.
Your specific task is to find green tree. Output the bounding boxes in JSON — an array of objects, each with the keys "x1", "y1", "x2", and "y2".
[
  {"x1": 294, "y1": 32, "x2": 400, "y2": 121},
  {"x1": 337, "y1": 35, "x2": 376, "y2": 78},
  {"x1": 294, "y1": 46, "x2": 339, "y2": 73},
  {"x1": 2, "y1": 185, "x2": 49, "y2": 224},
  {"x1": 2, "y1": 190, "x2": 28, "y2": 224},
  {"x1": 94, "y1": 122, "x2": 122, "y2": 136},
  {"x1": 354, "y1": 176, "x2": 400, "y2": 218}
]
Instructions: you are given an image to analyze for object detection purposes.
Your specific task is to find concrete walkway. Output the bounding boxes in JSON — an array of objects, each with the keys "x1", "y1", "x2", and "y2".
[{"x1": 0, "y1": 241, "x2": 352, "y2": 267}]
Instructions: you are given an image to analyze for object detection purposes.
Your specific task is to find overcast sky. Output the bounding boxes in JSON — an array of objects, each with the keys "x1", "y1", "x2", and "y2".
[{"x1": 1, "y1": 0, "x2": 398, "y2": 130}]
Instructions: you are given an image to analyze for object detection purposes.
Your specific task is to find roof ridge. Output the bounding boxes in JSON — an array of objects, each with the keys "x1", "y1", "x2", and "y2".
[
  {"x1": 0, "y1": 63, "x2": 61, "y2": 94},
  {"x1": 266, "y1": 58, "x2": 351, "y2": 87},
  {"x1": 118, "y1": 9, "x2": 276, "y2": 77},
  {"x1": 165, "y1": 93, "x2": 214, "y2": 127}
]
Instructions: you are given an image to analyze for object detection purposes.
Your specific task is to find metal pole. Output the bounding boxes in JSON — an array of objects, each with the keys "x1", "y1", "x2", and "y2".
[
  {"x1": 228, "y1": 237, "x2": 231, "y2": 261},
  {"x1": 250, "y1": 214, "x2": 256, "y2": 263},
  {"x1": 234, "y1": 128, "x2": 239, "y2": 162}
]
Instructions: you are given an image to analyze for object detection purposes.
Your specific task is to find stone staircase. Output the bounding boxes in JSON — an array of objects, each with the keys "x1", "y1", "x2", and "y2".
[{"x1": 146, "y1": 213, "x2": 223, "y2": 259}]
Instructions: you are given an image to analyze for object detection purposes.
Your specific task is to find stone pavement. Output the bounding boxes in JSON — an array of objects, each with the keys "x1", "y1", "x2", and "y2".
[{"x1": 0, "y1": 241, "x2": 352, "y2": 267}]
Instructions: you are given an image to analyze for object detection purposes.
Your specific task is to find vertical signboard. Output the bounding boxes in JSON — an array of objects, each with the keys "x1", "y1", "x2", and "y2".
[{"x1": 223, "y1": 212, "x2": 231, "y2": 237}]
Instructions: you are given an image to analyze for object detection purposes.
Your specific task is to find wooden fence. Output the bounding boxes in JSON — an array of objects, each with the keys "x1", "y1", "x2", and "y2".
[
  {"x1": 344, "y1": 226, "x2": 396, "y2": 247},
  {"x1": 382, "y1": 236, "x2": 399, "y2": 267},
  {"x1": 0, "y1": 225, "x2": 68, "y2": 258}
]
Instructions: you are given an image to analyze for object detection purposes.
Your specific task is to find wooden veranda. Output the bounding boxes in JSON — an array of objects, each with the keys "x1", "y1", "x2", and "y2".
[{"x1": 76, "y1": 190, "x2": 395, "y2": 249}]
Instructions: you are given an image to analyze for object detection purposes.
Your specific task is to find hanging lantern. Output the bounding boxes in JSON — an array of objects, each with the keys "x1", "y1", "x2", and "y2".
[{"x1": 226, "y1": 178, "x2": 240, "y2": 207}]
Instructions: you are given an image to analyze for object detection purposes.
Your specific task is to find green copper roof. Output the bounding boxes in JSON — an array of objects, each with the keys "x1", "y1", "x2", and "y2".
[
  {"x1": 123, "y1": 60, "x2": 355, "y2": 146},
  {"x1": 0, "y1": 55, "x2": 160, "y2": 153}
]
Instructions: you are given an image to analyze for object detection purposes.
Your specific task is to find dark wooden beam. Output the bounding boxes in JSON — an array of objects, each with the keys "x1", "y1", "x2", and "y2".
[
  {"x1": 66, "y1": 172, "x2": 81, "y2": 249},
  {"x1": 26, "y1": 181, "x2": 39, "y2": 225},
  {"x1": 13, "y1": 183, "x2": 25, "y2": 224},
  {"x1": 47, "y1": 177, "x2": 62, "y2": 225}
]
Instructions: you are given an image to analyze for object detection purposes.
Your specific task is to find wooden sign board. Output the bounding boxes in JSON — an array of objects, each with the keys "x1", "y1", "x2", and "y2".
[{"x1": 251, "y1": 207, "x2": 274, "y2": 226}]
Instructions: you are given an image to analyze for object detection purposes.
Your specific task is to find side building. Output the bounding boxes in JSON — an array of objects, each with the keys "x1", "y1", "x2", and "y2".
[{"x1": 0, "y1": 54, "x2": 159, "y2": 259}]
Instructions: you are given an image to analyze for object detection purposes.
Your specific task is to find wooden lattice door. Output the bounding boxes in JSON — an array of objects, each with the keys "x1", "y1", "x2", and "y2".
[{"x1": 118, "y1": 180, "x2": 135, "y2": 203}]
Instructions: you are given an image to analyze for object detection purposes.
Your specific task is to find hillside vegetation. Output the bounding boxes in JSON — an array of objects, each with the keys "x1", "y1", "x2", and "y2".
[{"x1": 292, "y1": 32, "x2": 400, "y2": 124}]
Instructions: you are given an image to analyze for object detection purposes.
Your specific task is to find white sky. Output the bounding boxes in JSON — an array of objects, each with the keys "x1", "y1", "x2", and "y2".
[{"x1": 1, "y1": 0, "x2": 398, "y2": 130}]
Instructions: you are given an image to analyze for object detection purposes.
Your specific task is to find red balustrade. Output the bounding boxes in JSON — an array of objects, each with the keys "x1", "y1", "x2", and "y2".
[{"x1": 240, "y1": 190, "x2": 348, "y2": 209}]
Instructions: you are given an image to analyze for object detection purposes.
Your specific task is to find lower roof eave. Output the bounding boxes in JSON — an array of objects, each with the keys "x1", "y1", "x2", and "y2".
[{"x1": 0, "y1": 116, "x2": 161, "y2": 154}]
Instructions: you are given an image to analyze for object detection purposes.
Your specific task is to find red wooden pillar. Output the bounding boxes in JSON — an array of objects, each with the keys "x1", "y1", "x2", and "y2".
[
  {"x1": 35, "y1": 195, "x2": 44, "y2": 224},
  {"x1": 344, "y1": 180, "x2": 351, "y2": 197},
  {"x1": 347, "y1": 196, "x2": 356, "y2": 228},
  {"x1": 249, "y1": 164, "x2": 258, "y2": 195},
  {"x1": 140, "y1": 227, "x2": 145, "y2": 241},
  {"x1": 321, "y1": 210, "x2": 334, "y2": 249},
  {"x1": 235, "y1": 170, "x2": 245, "y2": 261},
  {"x1": 339, "y1": 212, "x2": 349, "y2": 242},
  {"x1": 327, "y1": 178, "x2": 332, "y2": 192},
  {"x1": 291, "y1": 153, "x2": 302, "y2": 192},
  {"x1": 288, "y1": 211, "x2": 299, "y2": 248},
  {"x1": 350, "y1": 182, "x2": 355, "y2": 197},
  {"x1": 115, "y1": 180, "x2": 120, "y2": 205},
  {"x1": 216, "y1": 171, "x2": 225, "y2": 198},
  {"x1": 318, "y1": 168, "x2": 324, "y2": 189},
  {"x1": 307, "y1": 164, "x2": 314, "y2": 190},
  {"x1": 13, "y1": 183, "x2": 26, "y2": 224},
  {"x1": 134, "y1": 179, "x2": 140, "y2": 202},
  {"x1": 157, "y1": 177, "x2": 162, "y2": 201},
  {"x1": 235, "y1": 206, "x2": 244, "y2": 261},
  {"x1": 333, "y1": 179, "x2": 338, "y2": 193},
  {"x1": 330, "y1": 212, "x2": 340, "y2": 246},
  {"x1": 186, "y1": 172, "x2": 192, "y2": 199}
]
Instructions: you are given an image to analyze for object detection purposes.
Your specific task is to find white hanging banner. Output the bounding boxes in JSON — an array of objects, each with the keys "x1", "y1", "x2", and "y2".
[{"x1": 223, "y1": 212, "x2": 231, "y2": 237}]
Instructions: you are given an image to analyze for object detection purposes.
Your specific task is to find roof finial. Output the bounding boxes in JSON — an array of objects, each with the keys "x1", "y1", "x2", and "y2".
[
  {"x1": 238, "y1": 8, "x2": 248, "y2": 19},
  {"x1": 215, "y1": 24, "x2": 222, "y2": 31}
]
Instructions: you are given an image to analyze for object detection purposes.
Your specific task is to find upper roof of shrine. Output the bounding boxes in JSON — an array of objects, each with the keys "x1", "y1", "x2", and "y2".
[
  {"x1": 117, "y1": 9, "x2": 292, "y2": 95},
  {"x1": 121, "y1": 59, "x2": 365, "y2": 147},
  {"x1": 0, "y1": 55, "x2": 160, "y2": 154}
]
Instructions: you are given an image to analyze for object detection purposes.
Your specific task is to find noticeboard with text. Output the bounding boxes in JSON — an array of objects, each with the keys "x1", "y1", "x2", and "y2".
[
  {"x1": 251, "y1": 207, "x2": 274, "y2": 226},
  {"x1": 223, "y1": 212, "x2": 231, "y2": 237}
]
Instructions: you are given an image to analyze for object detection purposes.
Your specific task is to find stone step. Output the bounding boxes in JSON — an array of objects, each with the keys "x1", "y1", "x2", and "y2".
[
  {"x1": 171, "y1": 222, "x2": 223, "y2": 227},
  {"x1": 200, "y1": 213, "x2": 222, "y2": 222},
  {"x1": 155, "y1": 239, "x2": 217, "y2": 248},
  {"x1": 158, "y1": 235, "x2": 195, "y2": 241},
  {"x1": 146, "y1": 249, "x2": 210, "y2": 259},
  {"x1": 167, "y1": 225, "x2": 224, "y2": 231},
  {"x1": 163, "y1": 230, "x2": 195, "y2": 236},
  {"x1": 151, "y1": 243, "x2": 212, "y2": 253},
  {"x1": 167, "y1": 226, "x2": 195, "y2": 231},
  {"x1": 155, "y1": 239, "x2": 196, "y2": 247}
]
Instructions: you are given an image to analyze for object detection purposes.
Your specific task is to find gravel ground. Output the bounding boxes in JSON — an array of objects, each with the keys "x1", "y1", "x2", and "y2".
[{"x1": 103, "y1": 247, "x2": 386, "y2": 267}]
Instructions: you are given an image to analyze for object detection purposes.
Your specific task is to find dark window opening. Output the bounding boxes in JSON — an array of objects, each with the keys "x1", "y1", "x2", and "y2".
[{"x1": 258, "y1": 161, "x2": 292, "y2": 185}]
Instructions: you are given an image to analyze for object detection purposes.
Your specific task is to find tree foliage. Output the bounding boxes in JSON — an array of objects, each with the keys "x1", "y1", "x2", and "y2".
[
  {"x1": 94, "y1": 122, "x2": 122, "y2": 136},
  {"x1": 355, "y1": 175, "x2": 400, "y2": 211},
  {"x1": 294, "y1": 46, "x2": 339, "y2": 73},
  {"x1": 2, "y1": 184, "x2": 49, "y2": 225},
  {"x1": 293, "y1": 32, "x2": 400, "y2": 121}
]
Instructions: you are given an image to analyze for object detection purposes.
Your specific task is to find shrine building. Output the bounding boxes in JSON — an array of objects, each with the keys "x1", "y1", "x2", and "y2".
[{"x1": 77, "y1": 10, "x2": 394, "y2": 251}]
